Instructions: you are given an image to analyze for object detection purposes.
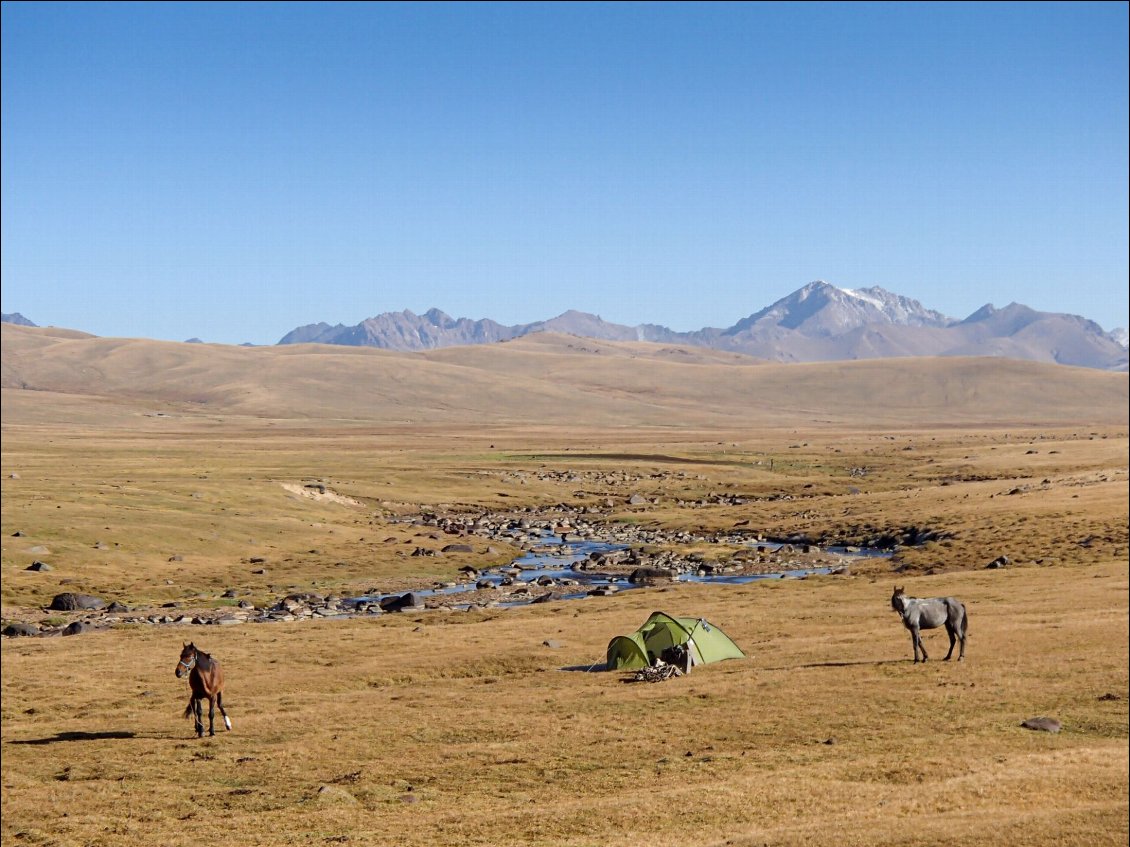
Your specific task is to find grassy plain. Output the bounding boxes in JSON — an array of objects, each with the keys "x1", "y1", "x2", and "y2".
[{"x1": 2, "y1": 325, "x2": 1128, "y2": 846}]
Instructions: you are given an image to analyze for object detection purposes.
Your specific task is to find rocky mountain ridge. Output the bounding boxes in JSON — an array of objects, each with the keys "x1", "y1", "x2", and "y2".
[
  {"x1": 7, "y1": 282, "x2": 1127, "y2": 370},
  {"x1": 277, "y1": 281, "x2": 1128, "y2": 371},
  {"x1": 1, "y1": 312, "x2": 37, "y2": 327}
]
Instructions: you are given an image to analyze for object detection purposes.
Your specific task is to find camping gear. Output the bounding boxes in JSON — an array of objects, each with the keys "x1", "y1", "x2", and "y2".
[
  {"x1": 629, "y1": 662, "x2": 684, "y2": 683},
  {"x1": 605, "y1": 611, "x2": 745, "y2": 671}
]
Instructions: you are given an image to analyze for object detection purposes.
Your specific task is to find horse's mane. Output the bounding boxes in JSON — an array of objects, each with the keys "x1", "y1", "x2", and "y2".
[{"x1": 195, "y1": 650, "x2": 216, "y2": 671}]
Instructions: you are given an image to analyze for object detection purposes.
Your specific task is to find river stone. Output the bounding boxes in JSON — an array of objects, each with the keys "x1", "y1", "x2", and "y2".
[
  {"x1": 48, "y1": 593, "x2": 106, "y2": 611},
  {"x1": 629, "y1": 567, "x2": 677, "y2": 585},
  {"x1": 1021, "y1": 717, "x2": 1062, "y2": 733},
  {"x1": 63, "y1": 621, "x2": 96, "y2": 636},
  {"x1": 531, "y1": 592, "x2": 566, "y2": 604},
  {"x1": 26, "y1": 560, "x2": 52, "y2": 572},
  {"x1": 441, "y1": 543, "x2": 474, "y2": 553},
  {"x1": 379, "y1": 592, "x2": 424, "y2": 612}
]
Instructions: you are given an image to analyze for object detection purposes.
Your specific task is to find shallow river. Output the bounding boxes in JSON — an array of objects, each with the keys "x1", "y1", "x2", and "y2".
[{"x1": 350, "y1": 531, "x2": 889, "y2": 610}]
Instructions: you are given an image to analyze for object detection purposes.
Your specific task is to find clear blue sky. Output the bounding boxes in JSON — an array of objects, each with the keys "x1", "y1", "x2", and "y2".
[{"x1": 3, "y1": 1, "x2": 1127, "y2": 345}]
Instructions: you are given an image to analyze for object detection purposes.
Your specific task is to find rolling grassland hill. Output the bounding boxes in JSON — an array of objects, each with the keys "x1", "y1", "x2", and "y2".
[{"x1": 3, "y1": 323, "x2": 1127, "y2": 429}]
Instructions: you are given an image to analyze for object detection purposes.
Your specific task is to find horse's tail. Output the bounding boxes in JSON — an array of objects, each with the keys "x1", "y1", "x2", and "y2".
[
  {"x1": 184, "y1": 698, "x2": 194, "y2": 720},
  {"x1": 961, "y1": 603, "x2": 969, "y2": 635}
]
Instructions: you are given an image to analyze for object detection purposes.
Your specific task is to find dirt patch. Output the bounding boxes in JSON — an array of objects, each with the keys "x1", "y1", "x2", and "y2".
[{"x1": 280, "y1": 482, "x2": 363, "y2": 507}]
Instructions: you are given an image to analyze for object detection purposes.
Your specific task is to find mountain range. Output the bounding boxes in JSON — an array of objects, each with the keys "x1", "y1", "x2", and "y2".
[
  {"x1": 1, "y1": 312, "x2": 37, "y2": 328},
  {"x1": 277, "y1": 282, "x2": 1128, "y2": 371},
  {"x1": 5, "y1": 282, "x2": 1127, "y2": 370}
]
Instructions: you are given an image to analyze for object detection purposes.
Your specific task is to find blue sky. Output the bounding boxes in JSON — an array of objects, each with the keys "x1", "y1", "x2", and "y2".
[{"x1": 2, "y1": 2, "x2": 1127, "y2": 345}]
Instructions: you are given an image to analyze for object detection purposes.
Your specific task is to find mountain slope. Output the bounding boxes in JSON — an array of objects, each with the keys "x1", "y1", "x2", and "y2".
[
  {"x1": 725, "y1": 281, "x2": 954, "y2": 337},
  {"x1": 1, "y1": 312, "x2": 37, "y2": 327},
  {"x1": 274, "y1": 281, "x2": 1127, "y2": 370}
]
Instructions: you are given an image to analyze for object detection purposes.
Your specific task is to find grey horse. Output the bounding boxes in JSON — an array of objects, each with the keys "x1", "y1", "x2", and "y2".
[{"x1": 890, "y1": 586, "x2": 968, "y2": 663}]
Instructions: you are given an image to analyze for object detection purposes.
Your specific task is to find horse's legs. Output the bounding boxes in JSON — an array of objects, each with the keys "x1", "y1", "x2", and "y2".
[
  {"x1": 913, "y1": 626, "x2": 928, "y2": 662},
  {"x1": 193, "y1": 698, "x2": 204, "y2": 737},
  {"x1": 207, "y1": 694, "x2": 216, "y2": 736},
  {"x1": 960, "y1": 606, "x2": 968, "y2": 660},
  {"x1": 217, "y1": 691, "x2": 232, "y2": 731},
  {"x1": 943, "y1": 622, "x2": 957, "y2": 661}
]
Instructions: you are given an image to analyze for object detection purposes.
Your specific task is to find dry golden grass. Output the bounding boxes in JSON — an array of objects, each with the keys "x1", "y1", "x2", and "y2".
[
  {"x1": 4, "y1": 323, "x2": 1127, "y2": 427},
  {"x1": 2, "y1": 324, "x2": 1128, "y2": 845},
  {"x1": 2, "y1": 563, "x2": 1126, "y2": 847},
  {"x1": 3, "y1": 422, "x2": 1125, "y2": 613}
]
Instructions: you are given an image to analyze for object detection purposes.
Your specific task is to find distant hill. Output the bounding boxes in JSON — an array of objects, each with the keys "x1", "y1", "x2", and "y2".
[
  {"x1": 1, "y1": 312, "x2": 37, "y2": 327},
  {"x1": 277, "y1": 281, "x2": 1129, "y2": 371},
  {"x1": 3, "y1": 321, "x2": 1127, "y2": 430}
]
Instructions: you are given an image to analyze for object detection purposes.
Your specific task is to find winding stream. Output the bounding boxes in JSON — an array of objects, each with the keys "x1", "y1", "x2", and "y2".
[{"x1": 348, "y1": 530, "x2": 890, "y2": 611}]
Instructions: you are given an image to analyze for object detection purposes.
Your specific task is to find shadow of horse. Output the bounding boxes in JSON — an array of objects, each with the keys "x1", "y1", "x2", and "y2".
[
  {"x1": 761, "y1": 659, "x2": 906, "y2": 671},
  {"x1": 8, "y1": 731, "x2": 137, "y2": 745}
]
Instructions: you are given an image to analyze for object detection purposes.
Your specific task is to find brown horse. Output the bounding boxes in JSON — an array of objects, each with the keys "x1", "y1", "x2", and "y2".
[{"x1": 175, "y1": 642, "x2": 231, "y2": 737}]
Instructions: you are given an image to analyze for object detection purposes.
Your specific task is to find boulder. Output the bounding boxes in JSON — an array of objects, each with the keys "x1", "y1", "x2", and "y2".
[
  {"x1": 48, "y1": 593, "x2": 106, "y2": 612},
  {"x1": 3, "y1": 622, "x2": 40, "y2": 637},
  {"x1": 379, "y1": 592, "x2": 424, "y2": 612},
  {"x1": 629, "y1": 567, "x2": 678, "y2": 585}
]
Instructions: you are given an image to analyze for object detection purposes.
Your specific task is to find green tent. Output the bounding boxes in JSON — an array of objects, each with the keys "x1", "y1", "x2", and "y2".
[{"x1": 605, "y1": 611, "x2": 745, "y2": 671}]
